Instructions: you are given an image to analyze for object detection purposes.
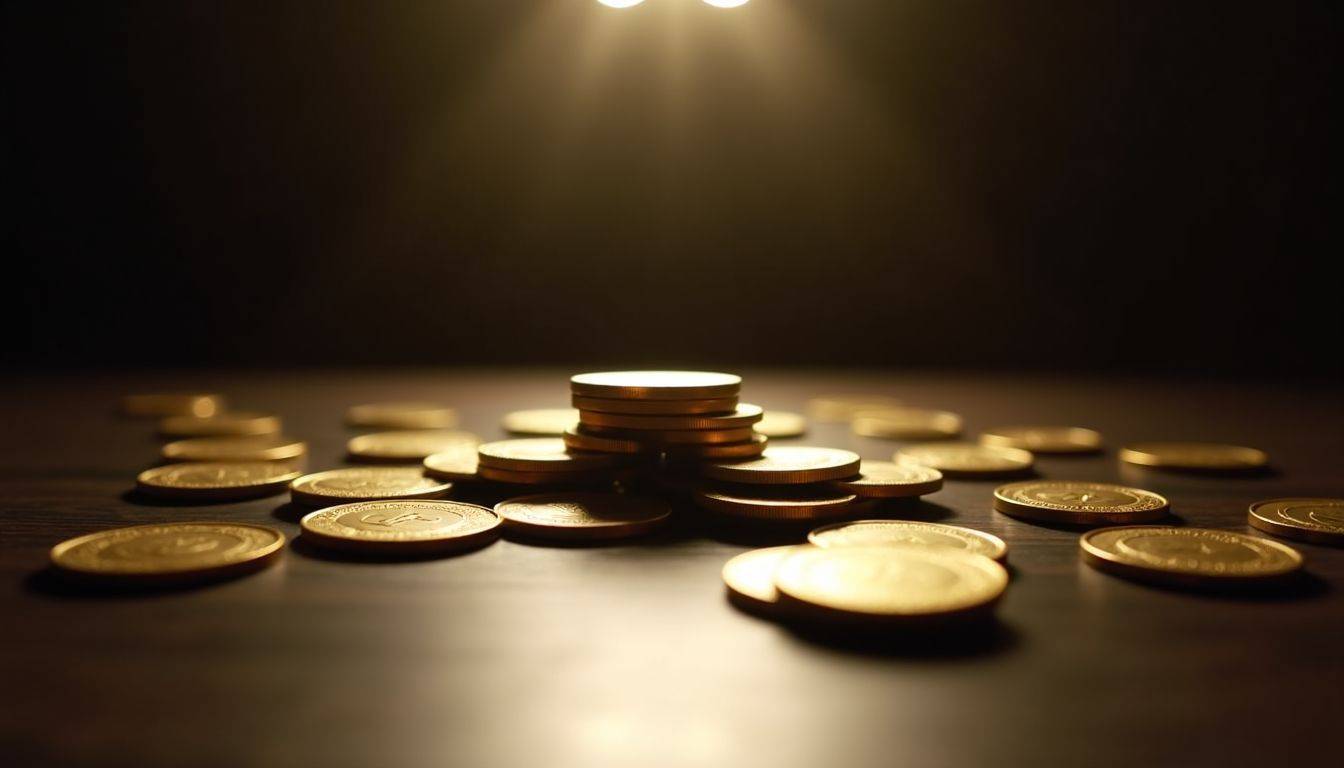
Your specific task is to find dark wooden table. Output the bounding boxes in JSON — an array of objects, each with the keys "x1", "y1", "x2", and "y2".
[{"x1": 3, "y1": 370, "x2": 1342, "y2": 768}]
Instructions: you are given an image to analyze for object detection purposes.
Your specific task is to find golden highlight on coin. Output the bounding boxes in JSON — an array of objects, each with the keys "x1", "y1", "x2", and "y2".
[
  {"x1": 159, "y1": 411, "x2": 282, "y2": 439},
  {"x1": 477, "y1": 438, "x2": 633, "y2": 472},
  {"x1": 122, "y1": 393, "x2": 223, "y2": 419},
  {"x1": 806, "y1": 394, "x2": 902, "y2": 423},
  {"x1": 422, "y1": 447, "x2": 480, "y2": 482},
  {"x1": 895, "y1": 443, "x2": 1033, "y2": 478},
  {"x1": 578, "y1": 403, "x2": 763, "y2": 432},
  {"x1": 993, "y1": 481, "x2": 1168, "y2": 525},
  {"x1": 495, "y1": 492, "x2": 670, "y2": 541},
  {"x1": 828, "y1": 461, "x2": 943, "y2": 498},
  {"x1": 50, "y1": 522, "x2": 284, "y2": 585},
  {"x1": 1119, "y1": 442, "x2": 1269, "y2": 472},
  {"x1": 477, "y1": 465, "x2": 638, "y2": 486},
  {"x1": 980, "y1": 426, "x2": 1102, "y2": 454},
  {"x1": 345, "y1": 402, "x2": 458, "y2": 430},
  {"x1": 852, "y1": 408, "x2": 962, "y2": 441},
  {"x1": 570, "y1": 371, "x2": 742, "y2": 400},
  {"x1": 347, "y1": 429, "x2": 480, "y2": 463},
  {"x1": 136, "y1": 462, "x2": 302, "y2": 501},
  {"x1": 562, "y1": 428, "x2": 652, "y2": 455},
  {"x1": 290, "y1": 467, "x2": 452, "y2": 507},
  {"x1": 722, "y1": 545, "x2": 811, "y2": 615},
  {"x1": 807, "y1": 520, "x2": 1008, "y2": 562},
  {"x1": 161, "y1": 436, "x2": 307, "y2": 463},
  {"x1": 571, "y1": 395, "x2": 739, "y2": 415},
  {"x1": 694, "y1": 487, "x2": 860, "y2": 521},
  {"x1": 663, "y1": 433, "x2": 769, "y2": 460},
  {"x1": 753, "y1": 410, "x2": 807, "y2": 439},
  {"x1": 701, "y1": 446, "x2": 861, "y2": 485},
  {"x1": 582, "y1": 425, "x2": 757, "y2": 445},
  {"x1": 300, "y1": 500, "x2": 501, "y2": 554},
  {"x1": 1247, "y1": 498, "x2": 1344, "y2": 546},
  {"x1": 1080, "y1": 526, "x2": 1303, "y2": 587},
  {"x1": 501, "y1": 408, "x2": 579, "y2": 436}
]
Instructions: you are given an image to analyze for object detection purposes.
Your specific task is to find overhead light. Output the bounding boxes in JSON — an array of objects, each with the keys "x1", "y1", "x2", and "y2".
[
  {"x1": 596, "y1": 0, "x2": 645, "y2": 8},
  {"x1": 703, "y1": 0, "x2": 750, "y2": 7}
]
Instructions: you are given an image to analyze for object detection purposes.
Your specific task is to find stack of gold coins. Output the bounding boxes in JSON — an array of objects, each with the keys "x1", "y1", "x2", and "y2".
[
  {"x1": 475, "y1": 437, "x2": 644, "y2": 486},
  {"x1": 693, "y1": 446, "x2": 868, "y2": 523}
]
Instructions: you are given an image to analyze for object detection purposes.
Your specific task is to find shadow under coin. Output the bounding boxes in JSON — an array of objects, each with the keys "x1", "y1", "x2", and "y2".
[
  {"x1": 1091, "y1": 566, "x2": 1330, "y2": 603},
  {"x1": 121, "y1": 489, "x2": 280, "y2": 508},
  {"x1": 288, "y1": 534, "x2": 499, "y2": 563},
  {"x1": 867, "y1": 498, "x2": 956, "y2": 522},
  {"x1": 23, "y1": 564, "x2": 269, "y2": 600},
  {"x1": 781, "y1": 615, "x2": 1021, "y2": 660},
  {"x1": 271, "y1": 501, "x2": 308, "y2": 524}
]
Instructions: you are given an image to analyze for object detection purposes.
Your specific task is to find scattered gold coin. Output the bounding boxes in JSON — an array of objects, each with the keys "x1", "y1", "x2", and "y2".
[
  {"x1": 345, "y1": 402, "x2": 458, "y2": 430},
  {"x1": 754, "y1": 410, "x2": 807, "y2": 438},
  {"x1": 807, "y1": 394, "x2": 902, "y2": 423},
  {"x1": 852, "y1": 408, "x2": 962, "y2": 440},
  {"x1": 161, "y1": 436, "x2": 306, "y2": 463},
  {"x1": 159, "y1": 411, "x2": 281, "y2": 438},
  {"x1": 422, "y1": 446, "x2": 480, "y2": 481},
  {"x1": 578, "y1": 403, "x2": 763, "y2": 431},
  {"x1": 501, "y1": 408, "x2": 580, "y2": 436},
  {"x1": 50, "y1": 522, "x2": 284, "y2": 585},
  {"x1": 808, "y1": 520, "x2": 1007, "y2": 562},
  {"x1": 1119, "y1": 442, "x2": 1268, "y2": 472},
  {"x1": 477, "y1": 465, "x2": 638, "y2": 486},
  {"x1": 722, "y1": 545, "x2": 811, "y2": 615},
  {"x1": 895, "y1": 443, "x2": 1033, "y2": 478},
  {"x1": 561, "y1": 428, "x2": 652, "y2": 455},
  {"x1": 701, "y1": 446, "x2": 861, "y2": 485},
  {"x1": 663, "y1": 434, "x2": 769, "y2": 460},
  {"x1": 570, "y1": 371, "x2": 741, "y2": 400},
  {"x1": 980, "y1": 426, "x2": 1102, "y2": 454},
  {"x1": 828, "y1": 461, "x2": 943, "y2": 498},
  {"x1": 1248, "y1": 498, "x2": 1344, "y2": 546},
  {"x1": 346, "y1": 429, "x2": 479, "y2": 463},
  {"x1": 300, "y1": 500, "x2": 501, "y2": 554},
  {"x1": 477, "y1": 438, "x2": 633, "y2": 472},
  {"x1": 571, "y1": 395, "x2": 739, "y2": 415},
  {"x1": 290, "y1": 467, "x2": 452, "y2": 507},
  {"x1": 1080, "y1": 526, "x2": 1303, "y2": 587},
  {"x1": 136, "y1": 462, "x2": 301, "y2": 501},
  {"x1": 495, "y1": 492, "x2": 670, "y2": 540},
  {"x1": 693, "y1": 487, "x2": 860, "y2": 521},
  {"x1": 122, "y1": 393, "x2": 223, "y2": 418},
  {"x1": 993, "y1": 481, "x2": 1168, "y2": 525}
]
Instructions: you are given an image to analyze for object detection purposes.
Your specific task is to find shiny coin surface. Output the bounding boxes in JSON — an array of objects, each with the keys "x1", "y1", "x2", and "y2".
[
  {"x1": 345, "y1": 402, "x2": 458, "y2": 430},
  {"x1": 50, "y1": 522, "x2": 284, "y2": 584},
  {"x1": 159, "y1": 411, "x2": 281, "y2": 438},
  {"x1": 122, "y1": 393, "x2": 223, "y2": 419},
  {"x1": 347, "y1": 429, "x2": 479, "y2": 463},
  {"x1": 896, "y1": 443, "x2": 1033, "y2": 478},
  {"x1": 664, "y1": 434, "x2": 769, "y2": 461},
  {"x1": 1080, "y1": 526, "x2": 1303, "y2": 586},
  {"x1": 300, "y1": 500, "x2": 501, "y2": 554},
  {"x1": 807, "y1": 394, "x2": 902, "y2": 423},
  {"x1": 422, "y1": 446, "x2": 480, "y2": 481},
  {"x1": 501, "y1": 408, "x2": 580, "y2": 436},
  {"x1": 701, "y1": 446, "x2": 861, "y2": 485},
  {"x1": 694, "y1": 487, "x2": 860, "y2": 521},
  {"x1": 773, "y1": 547, "x2": 1008, "y2": 623},
  {"x1": 570, "y1": 371, "x2": 741, "y2": 400},
  {"x1": 1119, "y1": 442, "x2": 1269, "y2": 471},
  {"x1": 477, "y1": 438, "x2": 633, "y2": 472},
  {"x1": 722, "y1": 545, "x2": 811, "y2": 615},
  {"x1": 290, "y1": 468, "x2": 452, "y2": 507},
  {"x1": 829, "y1": 461, "x2": 943, "y2": 498},
  {"x1": 994, "y1": 481, "x2": 1169, "y2": 525},
  {"x1": 852, "y1": 408, "x2": 962, "y2": 441},
  {"x1": 753, "y1": 410, "x2": 807, "y2": 439},
  {"x1": 581, "y1": 425, "x2": 757, "y2": 445},
  {"x1": 571, "y1": 395, "x2": 739, "y2": 415},
  {"x1": 477, "y1": 465, "x2": 637, "y2": 486},
  {"x1": 161, "y1": 436, "x2": 307, "y2": 463},
  {"x1": 578, "y1": 403, "x2": 763, "y2": 431},
  {"x1": 136, "y1": 462, "x2": 301, "y2": 501},
  {"x1": 980, "y1": 426, "x2": 1102, "y2": 454},
  {"x1": 495, "y1": 492, "x2": 670, "y2": 540},
  {"x1": 808, "y1": 520, "x2": 1007, "y2": 562},
  {"x1": 562, "y1": 428, "x2": 653, "y2": 455},
  {"x1": 1248, "y1": 498, "x2": 1344, "y2": 546}
]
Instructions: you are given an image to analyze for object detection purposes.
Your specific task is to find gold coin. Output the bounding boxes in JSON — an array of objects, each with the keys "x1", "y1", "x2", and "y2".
[
  {"x1": 346, "y1": 429, "x2": 480, "y2": 463},
  {"x1": 1119, "y1": 442, "x2": 1268, "y2": 471},
  {"x1": 701, "y1": 446, "x2": 861, "y2": 485},
  {"x1": 722, "y1": 545, "x2": 811, "y2": 615},
  {"x1": 571, "y1": 395, "x2": 739, "y2": 415},
  {"x1": 345, "y1": 402, "x2": 458, "y2": 430},
  {"x1": 808, "y1": 520, "x2": 1007, "y2": 562},
  {"x1": 299, "y1": 500, "x2": 500, "y2": 554},
  {"x1": 807, "y1": 394, "x2": 902, "y2": 423},
  {"x1": 562, "y1": 428, "x2": 653, "y2": 455},
  {"x1": 136, "y1": 462, "x2": 301, "y2": 501},
  {"x1": 895, "y1": 443, "x2": 1033, "y2": 478},
  {"x1": 501, "y1": 408, "x2": 580, "y2": 436},
  {"x1": 773, "y1": 547, "x2": 1008, "y2": 623},
  {"x1": 578, "y1": 403, "x2": 763, "y2": 431},
  {"x1": 161, "y1": 436, "x2": 307, "y2": 463},
  {"x1": 753, "y1": 410, "x2": 807, "y2": 439},
  {"x1": 663, "y1": 434, "x2": 769, "y2": 460},
  {"x1": 290, "y1": 467, "x2": 452, "y2": 507},
  {"x1": 1248, "y1": 498, "x2": 1344, "y2": 546},
  {"x1": 980, "y1": 426, "x2": 1102, "y2": 454},
  {"x1": 495, "y1": 492, "x2": 670, "y2": 540},
  {"x1": 828, "y1": 461, "x2": 943, "y2": 498},
  {"x1": 477, "y1": 438, "x2": 633, "y2": 472},
  {"x1": 578, "y1": 425, "x2": 757, "y2": 445},
  {"x1": 694, "y1": 487, "x2": 860, "y2": 521},
  {"x1": 159, "y1": 411, "x2": 281, "y2": 438},
  {"x1": 570, "y1": 370, "x2": 741, "y2": 400},
  {"x1": 422, "y1": 446, "x2": 480, "y2": 481},
  {"x1": 993, "y1": 481, "x2": 1168, "y2": 525},
  {"x1": 1080, "y1": 526, "x2": 1303, "y2": 587},
  {"x1": 122, "y1": 393, "x2": 223, "y2": 418},
  {"x1": 477, "y1": 465, "x2": 638, "y2": 486},
  {"x1": 50, "y1": 522, "x2": 284, "y2": 584},
  {"x1": 852, "y1": 408, "x2": 962, "y2": 441}
]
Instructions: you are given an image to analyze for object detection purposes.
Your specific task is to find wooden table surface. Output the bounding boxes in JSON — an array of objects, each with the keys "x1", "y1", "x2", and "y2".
[{"x1": 3, "y1": 370, "x2": 1341, "y2": 768}]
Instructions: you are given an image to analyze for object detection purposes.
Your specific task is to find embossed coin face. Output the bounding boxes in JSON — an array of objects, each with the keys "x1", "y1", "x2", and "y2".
[
  {"x1": 829, "y1": 461, "x2": 943, "y2": 498},
  {"x1": 123, "y1": 393, "x2": 223, "y2": 418},
  {"x1": 895, "y1": 443, "x2": 1033, "y2": 478},
  {"x1": 570, "y1": 371, "x2": 741, "y2": 400},
  {"x1": 161, "y1": 436, "x2": 307, "y2": 463},
  {"x1": 994, "y1": 481, "x2": 1168, "y2": 525},
  {"x1": 1248, "y1": 498, "x2": 1344, "y2": 546},
  {"x1": 347, "y1": 430, "x2": 480, "y2": 463},
  {"x1": 753, "y1": 411, "x2": 807, "y2": 439},
  {"x1": 773, "y1": 547, "x2": 1008, "y2": 622},
  {"x1": 1081, "y1": 526, "x2": 1303, "y2": 586},
  {"x1": 807, "y1": 395, "x2": 902, "y2": 423},
  {"x1": 136, "y1": 462, "x2": 301, "y2": 501},
  {"x1": 980, "y1": 426, "x2": 1102, "y2": 454},
  {"x1": 422, "y1": 446, "x2": 480, "y2": 481},
  {"x1": 290, "y1": 468, "x2": 452, "y2": 507},
  {"x1": 495, "y1": 492, "x2": 670, "y2": 540},
  {"x1": 159, "y1": 411, "x2": 281, "y2": 438},
  {"x1": 722, "y1": 546, "x2": 811, "y2": 614},
  {"x1": 1119, "y1": 442, "x2": 1268, "y2": 471},
  {"x1": 50, "y1": 523, "x2": 284, "y2": 584},
  {"x1": 477, "y1": 438, "x2": 632, "y2": 472},
  {"x1": 702, "y1": 446, "x2": 861, "y2": 485},
  {"x1": 300, "y1": 500, "x2": 501, "y2": 554},
  {"x1": 852, "y1": 408, "x2": 963, "y2": 441},
  {"x1": 808, "y1": 520, "x2": 1007, "y2": 562},
  {"x1": 501, "y1": 408, "x2": 580, "y2": 436},
  {"x1": 345, "y1": 402, "x2": 458, "y2": 430}
]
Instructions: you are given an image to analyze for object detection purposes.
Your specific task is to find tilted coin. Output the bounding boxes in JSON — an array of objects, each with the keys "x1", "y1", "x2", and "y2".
[
  {"x1": 136, "y1": 462, "x2": 302, "y2": 501},
  {"x1": 501, "y1": 408, "x2": 580, "y2": 436},
  {"x1": 773, "y1": 547, "x2": 1008, "y2": 624},
  {"x1": 562, "y1": 428, "x2": 654, "y2": 455},
  {"x1": 852, "y1": 408, "x2": 962, "y2": 441},
  {"x1": 347, "y1": 429, "x2": 480, "y2": 463},
  {"x1": 579, "y1": 425, "x2": 757, "y2": 445},
  {"x1": 159, "y1": 411, "x2": 281, "y2": 438},
  {"x1": 828, "y1": 461, "x2": 943, "y2": 498},
  {"x1": 570, "y1": 370, "x2": 741, "y2": 400},
  {"x1": 1119, "y1": 442, "x2": 1268, "y2": 471},
  {"x1": 345, "y1": 402, "x2": 458, "y2": 430},
  {"x1": 290, "y1": 467, "x2": 452, "y2": 507},
  {"x1": 477, "y1": 438, "x2": 633, "y2": 472},
  {"x1": 895, "y1": 443, "x2": 1033, "y2": 478},
  {"x1": 578, "y1": 403, "x2": 763, "y2": 431},
  {"x1": 808, "y1": 520, "x2": 1007, "y2": 562},
  {"x1": 571, "y1": 395, "x2": 739, "y2": 415},
  {"x1": 980, "y1": 426, "x2": 1102, "y2": 454},
  {"x1": 422, "y1": 446, "x2": 480, "y2": 481},
  {"x1": 694, "y1": 487, "x2": 860, "y2": 521},
  {"x1": 495, "y1": 492, "x2": 670, "y2": 540},
  {"x1": 701, "y1": 446, "x2": 861, "y2": 485},
  {"x1": 993, "y1": 481, "x2": 1168, "y2": 525},
  {"x1": 162, "y1": 436, "x2": 307, "y2": 463},
  {"x1": 807, "y1": 394, "x2": 902, "y2": 423},
  {"x1": 1080, "y1": 526, "x2": 1303, "y2": 587},
  {"x1": 1248, "y1": 498, "x2": 1344, "y2": 546},
  {"x1": 300, "y1": 500, "x2": 501, "y2": 554},
  {"x1": 722, "y1": 545, "x2": 812, "y2": 615},
  {"x1": 122, "y1": 393, "x2": 223, "y2": 419},
  {"x1": 50, "y1": 522, "x2": 284, "y2": 584},
  {"x1": 663, "y1": 434, "x2": 769, "y2": 461},
  {"x1": 753, "y1": 410, "x2": 807, "y2": 439}
]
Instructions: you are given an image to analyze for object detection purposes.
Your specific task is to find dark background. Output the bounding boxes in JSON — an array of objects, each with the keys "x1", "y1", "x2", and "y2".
[{"x1": 4, "y1": 1, "x2": 1338, "y2": 375}]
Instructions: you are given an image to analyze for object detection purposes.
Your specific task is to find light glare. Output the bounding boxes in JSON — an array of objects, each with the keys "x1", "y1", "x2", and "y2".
[
  {"x1": 597, "y1": 0, "x2": 645, "y2": 8},
  {"x1": 703, "y1": 0, "x2": 751, "y2": 7}
]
